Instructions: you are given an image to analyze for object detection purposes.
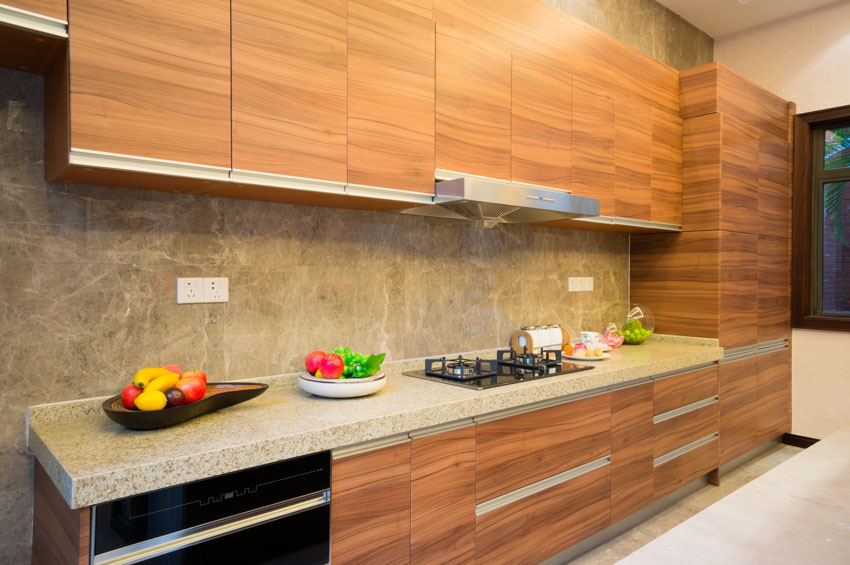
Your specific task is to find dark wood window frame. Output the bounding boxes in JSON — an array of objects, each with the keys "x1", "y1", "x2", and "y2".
[{"x1": 792, "y1": 104, "x2": 850, "y2": 331}]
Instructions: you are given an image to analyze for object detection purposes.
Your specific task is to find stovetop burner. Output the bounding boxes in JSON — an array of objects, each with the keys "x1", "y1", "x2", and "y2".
[{"x1": 425, "y1": 356, "x2": 498, "y2": 381}]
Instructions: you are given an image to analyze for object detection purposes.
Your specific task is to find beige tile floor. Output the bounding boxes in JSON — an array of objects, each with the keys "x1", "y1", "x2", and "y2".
[{"x1": 568, "y1": 444, "x2": 804, "y2": 564}]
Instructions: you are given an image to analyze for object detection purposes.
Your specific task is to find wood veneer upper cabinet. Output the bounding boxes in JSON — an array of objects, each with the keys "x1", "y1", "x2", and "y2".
[
  {"x1": 348, "y1": 0, "x2": 435, "y2": 193},
  {"x1": 435, "y1": 21, "x2": 511, "y2": 180},
  {"x1": 411, "y1": 427, "x2": 475, "y2": 564},
  {"x1": 511, "y1": 49, "x2": 571, "y2": 190},
  {"x1": 69, "y1": 0, "x2": 231, "y2": 168},
  {"x1": 718, "y1": 356, "x2": 760, "y2": 466},
  {"x1": 331, "y1": 443, "x2": 411, "y2": 565},
  {"x1": 720, "y1": 230, "x2": 758, "y2": 348},
  {"x1": 572, "y1": 77, "x2": 615, "y2": 214},
  {"x1": 5, "y1": 0, "x2": 66, "y2": 19},
  {"x1": 759, "y1": 132, "x2": 792, "y2": 238},
  {"x1": 614, "y1": 95, "x2": 652, "y2": 220},
  {"x1": 680, "y1": 63, "x2": 789, "y2": 141},
  {"x1": 611, "y1": 383, "x2": 653, "y2": 523},
  {"x1": 232, "y1": 0, "x2": 347, "y2": 181},
  {"x1": 758, "y1": 235, "x2": 791, "y2": 342},
  {"x1": 650, "y1": 108, "x2": 683, "y2": 225},
  {"x1": 758, "y1": 348, "x2": 791, "y2": 443}
]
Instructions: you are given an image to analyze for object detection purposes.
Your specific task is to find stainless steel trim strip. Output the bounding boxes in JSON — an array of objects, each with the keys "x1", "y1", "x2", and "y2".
[
  {"x1": 607, "y1": 376, "x2": 652, "y2": 392},
  {"x1": 722, "y1": 339, "x2": 788, "y2": 360},
  {"x1": 0, "y1": 3, "x2": 67, "y2": 37},
  {"x1": 345, "y1": 183, "x2": 436, "y2": 204},
  {"x1": 408, "y1": 418, "x2": 475, "y2": 440},
  {"x1": 720, "y1": 343, "x2": 789, "y2": 364},
  {"x1": 473, "y1": 387, "x2": 609, "y2": 424},
  {"x1": 93, "y1": 490, "x2": 330, "y2": 565},
  {"x1": 570, "y1": 215, "x2": 682, "y2": 231},
  {"x1": 70, "y1": 149, "x2": 231, "y2": 181},
  {"x1": 653, "y1": 432, "x2": 719, "y2": 467},
  {"x1": 475, "y1": 456, "x2": 611, "y2": 516},
  {"x1": 653, "y1": 396, "x2": 719, "y2": 424},
  {"x1": 434, "y1": 169, "x2": 574, "y2": 194},
  {"x1": 332, "y1": 433, "x2": 410, "y2": 459},
  {"x1": 651, "y1": 361, "x2": 718, "y2": 382},
  {"x1": 231, "y1": 169, "x2": 345, "y2": 193}
]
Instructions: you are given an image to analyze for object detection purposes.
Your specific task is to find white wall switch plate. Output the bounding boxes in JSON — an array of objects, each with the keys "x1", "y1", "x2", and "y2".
[
  {"x1": 568, "y1": 277, "x2": 581, "y2": 292},
  {"x1": 568, "y1": 277, "x2": 594, "y2": 292},
  {"x1": 203, "y1": 277, "x2": 229, "y2": 303},
  {"x1": 584, "y1": 276, "x2": 594, "y2": 291},
  {"x1": 177, "y1": 277, "x2": 204, "y2": 304}
]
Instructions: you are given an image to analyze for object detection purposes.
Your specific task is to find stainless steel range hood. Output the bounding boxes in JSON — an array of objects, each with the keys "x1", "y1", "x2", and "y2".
[{"x1": 399, "y1": 174, "x2": 600, "y2": 227}]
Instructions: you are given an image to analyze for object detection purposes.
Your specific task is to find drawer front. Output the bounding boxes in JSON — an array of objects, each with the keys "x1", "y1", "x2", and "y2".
[
  {"x1": 476, "y1": 465, "x2": 611, "y2": 565},
  {"x1": 653, "y1": 365, "x2": 718, "y2": 415},
  {"x1": 654, "y1": 402, "x2": 718, "y2": 458},
  {"x1": 654, "y1": 437, "x2": 718, "y2": 500},
  {"x1": 476, "y1": 393, "x2": 611, "y2": 503}
]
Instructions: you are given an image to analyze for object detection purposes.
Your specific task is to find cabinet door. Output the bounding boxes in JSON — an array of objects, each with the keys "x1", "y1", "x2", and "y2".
[
  {"x1": 615, "y1": 95, "x2": 652, "y2": 220},
  {"x1": 720, "y1": 230, "x2": 758, "y2": 349},
  {"x1": 653, "y1": 365, "x2": 718, "y2": 416},
  {"x1": 758, "y1": 349, "x2": 791, "y2": 443},
  {"x1": 436, "y1": 22, "x2": 511, "y2": 180},
  {"x1": 411, "y1": 427, "x2": 475, "y2": 564},
  {"x1": 331, "y1": 443, "x2": 411, "y2": 564},
  {"x1": 651, "y1": 108, "x2": 683, "y2": 225},
  {"x1": 572, "y1": 77, "x2": 615, "y2": 214},
  {"x1": 69, "y1": 0, "x2": 231, "y2": 167},
  {"x1": 348, "y1": 0, "x2": 435, "y2": 193},
  {"x1": 720, "y1": 114, "x2": 760, "y2": 233},
  {"x1": 5, "y1": 0, "x2": 66, "y2": 19},
  {"x1": 718, "y1": 356, "x2": 760, "y2": 466},
  {"x1": 476, "y1": 393, "x2": 611, "y2": 503},
  {"x1": 232, "y1": 0, "x2": 347, "y2": 181},
  {"x1": 758, "y1": 235, "x2": 791, "y2": 342},
  {"x1": 758, "y1": 132, "x2": 791, "y2": 238},
  {"x1": 611, "y1": 383, "x2": 653, "y2": 523},
  {"x1": 653, "y1": 438, "x2": 717, "y2": 500},
  {"x1": 511, "y1": 49, "x2": 571, "y2": 190},
  {"x1": 654, "y1": 403, "x2": 718, "y2": 458}
]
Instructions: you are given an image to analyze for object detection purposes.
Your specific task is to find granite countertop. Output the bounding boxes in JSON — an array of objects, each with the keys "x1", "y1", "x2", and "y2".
[{"x1": 28, "y1": 335, "x2": 721, "y2": 509}]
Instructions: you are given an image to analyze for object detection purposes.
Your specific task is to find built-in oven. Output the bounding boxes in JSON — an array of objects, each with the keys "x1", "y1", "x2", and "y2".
[{"x1": 90, "y1": 451, "x2": 330, "y2": 565}]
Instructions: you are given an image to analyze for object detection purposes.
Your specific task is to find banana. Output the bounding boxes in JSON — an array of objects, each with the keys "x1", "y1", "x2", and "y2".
[
  {"x1": 146, "y1": 372, "x2": 180, "y2": 393},
  {"x1": 133, "y1": 367, "x2": 176, "y2": 389}
]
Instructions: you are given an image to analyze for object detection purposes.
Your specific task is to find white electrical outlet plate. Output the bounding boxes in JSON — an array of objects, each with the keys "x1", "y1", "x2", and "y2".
[
  {"x1": 177, "y1": 278, "x2": 204, "y2": 304},
  {"x1": 568, "y1": 277, "x2": 581, "y2": 292},
  {"x1": 568, "y1": 277, "x2": 594, "y2": 292},
  {"x1": 204, "y1": 277, "x2": 229, "y2": 303},
  {"x1": 584, "y1": 276, "x2": 594, "y2": 291}
]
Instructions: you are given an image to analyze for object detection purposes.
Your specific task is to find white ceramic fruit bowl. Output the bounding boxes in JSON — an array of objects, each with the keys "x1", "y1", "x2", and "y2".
[{"x1": 298, "y1": 371, "x2": 386, "y2": 398}]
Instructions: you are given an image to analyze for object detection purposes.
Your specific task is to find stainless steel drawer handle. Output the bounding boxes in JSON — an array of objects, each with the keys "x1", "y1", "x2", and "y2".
[
  {"x1": 526, "y1": 195, "x2": 541, "y2": 200},
  {"x1": 541, "y1": 197, "x2": 556, "y2": 202}
]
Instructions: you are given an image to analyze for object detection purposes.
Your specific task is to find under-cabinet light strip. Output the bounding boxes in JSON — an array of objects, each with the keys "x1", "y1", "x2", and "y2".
[
  {"x1": 0, "y1": 3, "x2": 67, "y2": 37},
  {"x1": 69, "y1": 148, "x2": 230, "y2": 181}
]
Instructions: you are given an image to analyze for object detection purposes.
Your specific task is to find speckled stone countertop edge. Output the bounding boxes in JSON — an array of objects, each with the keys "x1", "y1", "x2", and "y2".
[{"x1": 28, "y1": 335, "x2": 722, "y2": 509}]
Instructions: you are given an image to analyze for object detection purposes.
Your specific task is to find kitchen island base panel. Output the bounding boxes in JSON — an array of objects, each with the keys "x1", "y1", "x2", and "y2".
[{"x1": 31, "y1": 461, "x2": 89, "y2": 565}]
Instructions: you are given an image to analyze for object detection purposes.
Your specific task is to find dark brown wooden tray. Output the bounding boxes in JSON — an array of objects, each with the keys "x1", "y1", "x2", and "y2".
[{"x1": 102, "y1": 382, "x2": 268, "y2": 430}]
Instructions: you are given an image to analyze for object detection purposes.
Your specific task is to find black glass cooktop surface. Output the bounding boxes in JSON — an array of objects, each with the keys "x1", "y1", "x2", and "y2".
[{"x1": 403, "y1": 356, "x2": 592, "y2": 390}]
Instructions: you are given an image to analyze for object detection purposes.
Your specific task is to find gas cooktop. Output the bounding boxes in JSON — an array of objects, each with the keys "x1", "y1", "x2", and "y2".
[{"x1": 402, "y1": 349, "x2": 592, "y2": 390}]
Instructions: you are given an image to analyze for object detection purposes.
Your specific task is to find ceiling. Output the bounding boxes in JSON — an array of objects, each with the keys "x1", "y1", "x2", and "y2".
[{"x1": 654, "y1": 0, "x2": 842, "y2": 38}]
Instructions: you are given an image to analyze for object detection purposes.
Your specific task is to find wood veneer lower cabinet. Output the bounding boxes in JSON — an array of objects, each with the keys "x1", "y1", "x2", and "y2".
[
  {"x1": 653, "y1": 365, "x2": 718, "y2": 416},
  {"x1": 718, "y1": 356, "x2": 761, "y2": 466},
  {"x1": 31, "y1": 461, "x2": 90, "y2": 565},
  {"x1": 476, "y1": 465, "x2": 611, "y2": 565},
  {"x1": 331, "y1": 442, "x2": 411, "y2": 565},
  {"x1": 757, "y1": 348, "x2": 791, "y2": 443},
  {"x1": 653, "y1": 437, "x2": 718, "y2": 500},
  {"x1": 410, "y1": 427, "x2": 476, "y2": 564},
  {"x1": 610, "y1": 383, "x2": 654, "y2": 523}
]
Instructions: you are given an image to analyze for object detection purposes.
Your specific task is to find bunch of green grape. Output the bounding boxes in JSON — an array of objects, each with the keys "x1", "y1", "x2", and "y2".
[
  {"x1": 618, "y1": 317, "x2": 652, "y2": 344},
  {"x1": 331, "y1": 347, "x2": 384, "y2": 378}
]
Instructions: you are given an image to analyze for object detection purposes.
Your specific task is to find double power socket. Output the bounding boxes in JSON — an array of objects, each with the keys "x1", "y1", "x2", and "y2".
[{"x1": 177, "y1": 277, "x2": 229, "y2": 304}]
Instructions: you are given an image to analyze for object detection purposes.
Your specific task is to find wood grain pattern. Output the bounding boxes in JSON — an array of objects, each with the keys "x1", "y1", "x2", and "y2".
[
  {"x1": 476, "y1": 393, "x2": 611, "y2": 503},
  {"x1": 615, "y1": 94, "x2": 652, "y2": 220},
  {"x1": 653, "y1": 365, "x2": 719, "y2": 415},
  {"x1": 70, "y1": 0, "x2": 231, "y2": 167},
  {"x1": 631, "y1": 232, "x2": 720, "y2": 340},
  {"x1": 511, "y1": 48, "x2": 571, "y2": 190},
  {"x1": 651, "y1": 108, "x2": 683, "y2": 225},
  {"x1": 233, "y1": 0, "x2": 346, "y2": 181},
  {"x1": 611, "y1": 383, "x2": 654, "y2": 523},
  {"x1": 679, "y1": 63, "x2": 719, "y2": 119},
  {"x1": 682, "y1": 113, "x2": 722, "y2": 231},
  {"x1": 44, "y1": 42, "x2": 69, "y2": 180},
  {"x1": 719, "y1": 230, "x2": 758, "y2": 349},
  {"x1": 758, "y1": 235, "x2": 791, "y2": 342},
  {"x1": 476, "y1": 466, "x2": 610, "y2": 565},
  {"x1": 759, "y1": 132, "x2": 792, "y2": 238},
  {"x1": 32, "y1": 461, "x2": 90, "y2": 565},
  {"x1": 654, "y1": 403, "x2": 719, "y2": 458},
  {"x1": 653, "y1": 438, "x2": 718, "y2": 500},
  {"x1": 332, "y1": 443, "x2": 411, "y2": 565},
  {"x1": 5, "y1": 0, "x2": 66, "y2": 20},
  {"x1": 348, "y1": 0, "x2": 435, "y2": 193},
  {"x1": 758, "y1": 349, "x2": 791, "y2": 443},
  {"x1": 0, "y1": 22, "x2": 64, "y2": 74},
  {"x1": 436, "y1": 21, "x2": 511, "y2": 179},
  {"x1": 720, "y1": 114, "x2": 760, "y2": 233},
  {"x1": 572, "y1": 77, "x2": 615, "y2": 214},
  {"x1": 411, "y1": 427, "x2": 475, "y2": 565},
  {"x1": 718, "y1": 356, "x2": 760, "y2": 466}
]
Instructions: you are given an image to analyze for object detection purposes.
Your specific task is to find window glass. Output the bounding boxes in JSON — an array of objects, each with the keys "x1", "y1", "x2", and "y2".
[
  {"x1": 824, "y1": 128, "x2": 850, "y2": 170},
  {"x1": 822, "y1": 181, "x2": 850, "y2": 314}
]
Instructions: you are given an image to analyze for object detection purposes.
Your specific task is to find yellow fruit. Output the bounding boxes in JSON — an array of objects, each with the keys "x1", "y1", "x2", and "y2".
[
  {"x1": 146, "y1": 372, "x2": 179, "y2": 393},
  {"x1": 134, "y1": 390, "x2": 167, "y2": 411},
  {"x1": 315, "y1": 369, "x2": 323, "y2": 378},
  {"x1": 133, "y1": 367, "x2": 174, "y2": 389},
  {"x1": 572, "y1": 350, "x2": 585, "y2": 357},
  {"x1": 593, "y1": 348, "x2": 604, "y2": 357}
]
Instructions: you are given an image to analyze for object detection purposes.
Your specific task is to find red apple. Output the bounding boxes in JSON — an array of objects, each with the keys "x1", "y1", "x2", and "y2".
[
  {"x1": 183, "y1": 369, "x2": 206, "y2": 384},
  {"x1": 319, "y1": 353, "x2": 344, "y2": 379},
  {"x1": 305, "y1": 350, "x2": 326, "y2": 375},
  {"x1": 177, "y1": 376, "x2": 206, "y2": 403},
  {"x1": 121, "y1": 384, "x2": 143, "y2": 410},
  {"x1": 162, "y1": 364, "x2": 183, "y2": 378}
]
